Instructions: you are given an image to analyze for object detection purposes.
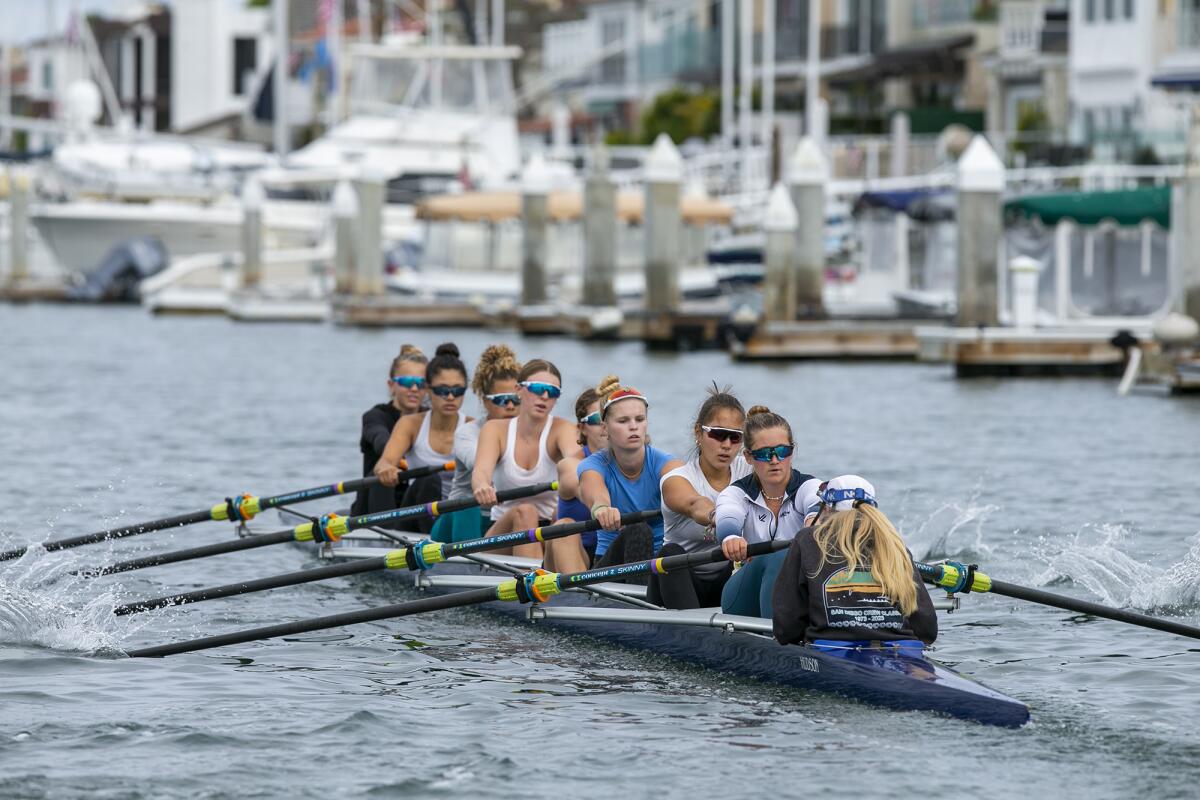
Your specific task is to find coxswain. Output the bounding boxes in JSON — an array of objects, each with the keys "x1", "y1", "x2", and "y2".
[{"x1": 772, "y1": 475, "x2": 938, "y2": 651}]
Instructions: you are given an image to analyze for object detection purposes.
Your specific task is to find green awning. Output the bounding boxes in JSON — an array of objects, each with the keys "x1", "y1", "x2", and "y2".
[{"x1": 1004, "y1": 185, "x2": 1171, "y2": 228}]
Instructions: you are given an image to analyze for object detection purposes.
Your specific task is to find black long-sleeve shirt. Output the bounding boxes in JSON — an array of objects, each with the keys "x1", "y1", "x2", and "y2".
[
  {"x1": 771, "y1": 527, "x2": 938, "y2": 646},
  {"x1": 351, "y1": 402, "x2": 408, "y2": 516}
]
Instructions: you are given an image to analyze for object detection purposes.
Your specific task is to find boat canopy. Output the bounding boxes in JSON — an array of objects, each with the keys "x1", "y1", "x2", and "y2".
[
  {"x1": 416, "y1": 190, "x2": 735, "y2": 225},
  {"x1": 1004, "y1": 185, "x2": 1171, "y2": 228}
]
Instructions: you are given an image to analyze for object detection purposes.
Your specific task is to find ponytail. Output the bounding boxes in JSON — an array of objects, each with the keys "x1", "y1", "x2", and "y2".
[{"x1": 810, "y1": 504, "x2": 917, "y2": 616}]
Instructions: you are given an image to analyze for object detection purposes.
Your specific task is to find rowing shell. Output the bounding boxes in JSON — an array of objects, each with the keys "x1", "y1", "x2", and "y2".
[{"x1": 298, "y1": 529, "x2": 1031, "y2": 728}]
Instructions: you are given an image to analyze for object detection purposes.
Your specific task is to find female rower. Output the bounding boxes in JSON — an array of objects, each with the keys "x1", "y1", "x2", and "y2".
[
  {"x1": 352, "y1": 344, "x2": 428, "y2": 516},
  {"x1": 647, "y1": 385, "x2": 751, "y2": 609},
  {"x1": 578, "y1": 375, "x2": 682, "y2": 580},
  {"x1": 543, "y1": 387, "x2": 609, "y2": 572},
  {"x1": 430, "y1": 344, "x2": 522, "y2": 543},
  {"x1": 374, "y1": 343, "x2": 471, "y2": 532},
  {"x1": 472, "y1": 359, "x2": 581, "y2": 559},
  {"x1": 772, "y1": 475, "x2": 937, "y2": 649},
  {"x1": 714, "y1": 406, "x2": 822, "y2": 618}
]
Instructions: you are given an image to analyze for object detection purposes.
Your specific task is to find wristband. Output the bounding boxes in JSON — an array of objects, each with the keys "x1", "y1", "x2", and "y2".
[{"x1": 590, "y1": 502, "x2": 610, "y2": 518}]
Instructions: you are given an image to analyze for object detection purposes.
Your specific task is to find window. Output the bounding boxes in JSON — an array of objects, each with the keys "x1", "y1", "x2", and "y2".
[
  {"x1": 42, "y1": 60, "x2": 53, "y2": 90},
  {"x1": 233, "y1": 37, "x2": 257, "y2": 96}
]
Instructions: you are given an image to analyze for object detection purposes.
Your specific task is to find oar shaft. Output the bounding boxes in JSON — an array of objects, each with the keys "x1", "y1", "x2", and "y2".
[
  {"x1": 1, "y1": 463, "x2": 450, "y2": 563},
  {"x1": 116, "y1": 511, "x2": 660, "y2": 614},
  {"x1": 126, "y1": 587, "x2": 499, "y2": 658},
  {"x1": 125, "y1": 534, "x2": 779, "y2": 658},
  {"x1": 0, "y1": 509, "x2": 214, "y2": 563},
  {"x1": 87, "y1": 530, "x2": 296, "y2": 577},
  {"x1": 346, "y1": 482, "x2": 557, "y2": 531},
  {"x1": 989, "y1": 578, "x2": 1200, "y2": 642},
  {"x1": 114, "y1": 556, "x2": 389, "y2": 616}
]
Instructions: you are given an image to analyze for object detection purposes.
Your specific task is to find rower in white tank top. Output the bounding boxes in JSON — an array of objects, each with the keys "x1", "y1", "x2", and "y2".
[
  {"x1": 407, "y1": 410, "x2": 465, "y2": 498},
  {"x1": 490, "y1": 416, "x2": 558, "y2": 521}
]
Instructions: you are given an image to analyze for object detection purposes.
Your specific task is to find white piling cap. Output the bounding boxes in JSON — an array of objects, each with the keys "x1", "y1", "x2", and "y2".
[
  {"x1": 241, "y1": 177, "x2": 265, "y2": 210},
  {"x1": 644, "y1": 134, "x2": 683, "y2": 184},
  {"x1": 763, "y1": 182, "x2": 799, "y2": 232},
  {"x1": 787, "y1": 137, "x2": 828, "y2": 187},
  {"x1": 332, "y1": 180, "x2": 358, "y2": 218},
  {"x1": 957, "y1": 135, "x2": 1005, "y2": 192},
  {"x1": 522, "y1": 152, "x2": 553, "y2": 195},
  {"x1": 1009, "y1": 255, "x2": 1040, "y2": 273},
  {"x1": 1153, "y1": 312, "x2": 1200, "y2": 345}
]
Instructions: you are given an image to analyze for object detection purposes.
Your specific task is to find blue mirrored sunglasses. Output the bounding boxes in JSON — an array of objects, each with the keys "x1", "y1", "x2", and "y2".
[
  {"x1": 748, "y1": 444, "x2": 795, "y2": 462},
  {"x1": 430, "y1": 384, "x2": 467, "y2": 398},
  {"x1": 391, "y1": 376, "x2": 426, "y2": 389},
  {"x1": 579, "y1": 411, "x2": 602, "y2": 426},
  {"x1": 519, "y1": 381, "x2": 562, "y2": 399},
  {"x1": 485, "y1": 392, "x2": 521, "y2": 407}
]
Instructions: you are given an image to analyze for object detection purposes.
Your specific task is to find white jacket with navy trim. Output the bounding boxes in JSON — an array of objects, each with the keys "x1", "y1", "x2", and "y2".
[{"x1": 714, "y1": 469, "x2": 823, "y2": 546}]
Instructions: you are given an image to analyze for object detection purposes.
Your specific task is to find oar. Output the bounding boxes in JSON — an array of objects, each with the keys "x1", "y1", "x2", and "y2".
[
  {"x1": 919, "y1": 561, "x2": 1200, "y2": 642},
  {"x1": 114, "y1": 511, "x2": 660, "y2": 615},
  {"x1": 82, "y1": 481, "x2": 558, "y2": 578},
  {"x1": 0, "y1": 461, "x2": 453, "y2": 563},
  {"x1": 125, "y1": 538, "x2": 786, "y2": 658}
]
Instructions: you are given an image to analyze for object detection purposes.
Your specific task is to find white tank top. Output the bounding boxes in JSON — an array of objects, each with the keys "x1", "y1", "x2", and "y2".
[
  {"x1": 407, "y1": 410, "x2": 464, "y2": 498},
  {"x1": 490, "y1": 417, "x2": 558, "y2": 521}
]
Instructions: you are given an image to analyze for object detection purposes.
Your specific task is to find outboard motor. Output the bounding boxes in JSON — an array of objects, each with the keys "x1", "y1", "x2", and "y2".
[{"x1": 68, "y1": 237, "x2": 168, "y2": 303}]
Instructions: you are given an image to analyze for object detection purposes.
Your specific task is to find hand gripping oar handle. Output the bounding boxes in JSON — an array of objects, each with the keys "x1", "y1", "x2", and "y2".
[
  {"x1": 113, "y1": 511, "x2": 661, "y2": 616},
  {"x1": 0, "y1": 462, "x2": 454, "y2": 563},
  {"x1": 918, "y1": 561, "x2": 1200, "y2": 642},
  {"x1": 125, "y1": 537, "x2": 784, "y2": 658}
]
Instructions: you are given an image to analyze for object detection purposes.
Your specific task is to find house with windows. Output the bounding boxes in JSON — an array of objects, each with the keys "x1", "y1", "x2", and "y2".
[
  {"x1": 979, "y1": 1, "x2": 1070, "y2": 162},
  {"x1": 8, "y1": 0, "x2": 273, "y2": 142},
  {"x1": 1068, "y1": 0, "x2": 1194, "y2": 161}
]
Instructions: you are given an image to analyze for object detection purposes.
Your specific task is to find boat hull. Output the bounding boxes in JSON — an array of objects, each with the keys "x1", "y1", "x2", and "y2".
[{"x1": 309, "y1": 535, "x2": 1030, "y2": 728}]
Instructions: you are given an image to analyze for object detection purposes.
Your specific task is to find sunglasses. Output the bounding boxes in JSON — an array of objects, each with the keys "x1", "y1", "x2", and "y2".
[
  {"x1": 748, "y1": 444, "x2": 795, "y2": 462},
  {"x1": 485, "y1": 392, "x2": 521, "y2": 407},
  {"x1": 579, "y1": 411, "x2": 602, "y2": 426},
  {"x1": 391, "y1": 376, "x2": 426, "y2": 390},
  {"x1": 701, "y1": 425, "x2": 743, "y2": 445},
  {"x1": 430, "y1": 384, "x2": 467, "y2": 398},
  {"x1": 519, "y1": 381, "x2": 562, "y2": 399}
]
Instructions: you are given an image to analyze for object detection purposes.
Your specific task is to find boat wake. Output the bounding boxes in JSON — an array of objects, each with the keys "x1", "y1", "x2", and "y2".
[
  {"x1": 0, "y1": 545, "x2": 132, "y2": 656},
  {"x1": 1030, "y1": 523, "x2": 1200, "y2": 615}
]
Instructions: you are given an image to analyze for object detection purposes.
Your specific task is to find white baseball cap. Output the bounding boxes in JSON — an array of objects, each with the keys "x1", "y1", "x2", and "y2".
[{"x1": 819, "y1": 474, "x2": 878, "y2": 512}]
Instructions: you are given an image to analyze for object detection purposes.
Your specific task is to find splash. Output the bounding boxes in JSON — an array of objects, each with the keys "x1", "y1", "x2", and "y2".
[
  {"x1": 902, "y1": 490, "x2": 1000, "y2": 562},
  {"x1": 1031, "y1": 524, "x2": 1200, "y2": 615},
  {"x1": 0, "y1": 544, "x2": 134, "y2": 656}
]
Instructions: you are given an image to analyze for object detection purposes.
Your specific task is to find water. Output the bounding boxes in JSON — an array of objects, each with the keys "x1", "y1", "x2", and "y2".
[{"x1": 2, "y1": 305, "x2": 1200, "y2": 798}]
